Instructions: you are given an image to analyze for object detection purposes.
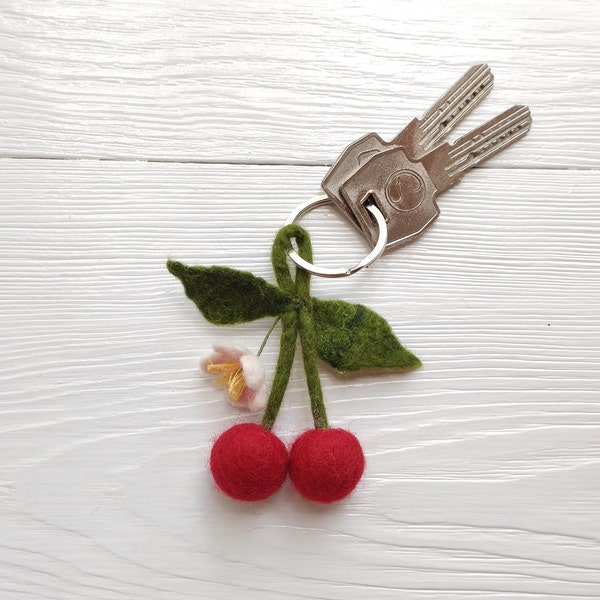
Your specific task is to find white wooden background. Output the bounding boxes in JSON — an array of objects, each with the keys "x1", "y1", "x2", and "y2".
[{"x1": 1, "y1": 1, "x2": 599, "y2": 598}]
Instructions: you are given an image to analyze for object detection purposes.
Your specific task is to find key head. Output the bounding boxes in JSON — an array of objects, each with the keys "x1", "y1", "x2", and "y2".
[
  {"x1": 340, "y1": 147, "x2": 441, "y2": 249},
  {"x1": 321, "y1": 132, "x2": 390, "y2": 228},
  {"x1": 320, "y1": 63, "x2": 495, "y2": 232}
]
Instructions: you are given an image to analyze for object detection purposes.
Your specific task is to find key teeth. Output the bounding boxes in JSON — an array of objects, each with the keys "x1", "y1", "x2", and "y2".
[
  {"x1": 516, "y1": 105, "x2": 533, "y2": 128},
  {"x1": 419, "y1": 63, "x2": 495, "y2": 151},
  {"x1": 445, "y1": 104, "x2": 532, "y2": 176}
]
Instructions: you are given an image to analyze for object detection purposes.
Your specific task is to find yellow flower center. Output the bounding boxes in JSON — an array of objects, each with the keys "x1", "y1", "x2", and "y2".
[{"x1": 206, "y1": 360, "x2": 247, "y2": 403}]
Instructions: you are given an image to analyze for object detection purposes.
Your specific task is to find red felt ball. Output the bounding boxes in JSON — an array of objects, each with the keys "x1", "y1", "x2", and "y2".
[
  {"x1": 289, "y1": 428, "x2": 365, "y2": 503},
  {"x1": 210, "y1": 423, "x2": 288, "y2": 502}
]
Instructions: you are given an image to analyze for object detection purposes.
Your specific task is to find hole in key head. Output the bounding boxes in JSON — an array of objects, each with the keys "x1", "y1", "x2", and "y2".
[{"x1": 363, "y1": 194, "x2": 388, "y2": 223}]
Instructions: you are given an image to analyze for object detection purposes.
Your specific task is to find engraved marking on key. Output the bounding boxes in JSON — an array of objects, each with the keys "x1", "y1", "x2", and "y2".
[
  {"x1": 341, "y1": 105, "x2": 532, "y2": 249},
  {"x1": 341, "y1": 149, "x2": 440, "y2": 248},
  {"x1": 321, "y1": 64, "x2": 494, "y2": 228},
  {"x1": 385, "y1": 169, "x2": 426, "y2": 211}
]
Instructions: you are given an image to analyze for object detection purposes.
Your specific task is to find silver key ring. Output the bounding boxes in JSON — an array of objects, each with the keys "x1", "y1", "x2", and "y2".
[{"x1": 285, "y1": 194, "x2": 388, "y2": 278}]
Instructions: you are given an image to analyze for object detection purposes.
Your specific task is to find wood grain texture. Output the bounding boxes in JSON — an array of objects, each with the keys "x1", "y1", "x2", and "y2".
[
  {"x1": 1, "y1": 160, "x2": 599, "y2": 599},
  {"x1": 0, "y1": 0, "x2": 598, "y2": 167},
  {"x1": 1, "y1": 0, "x2": 599, "y2": 597}
]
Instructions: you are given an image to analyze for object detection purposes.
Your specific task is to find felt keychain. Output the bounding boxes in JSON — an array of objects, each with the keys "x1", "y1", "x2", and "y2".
[
  {"x1": 167, "y1": 225, "x2": 419, "y2": 503},
  {"x1": 167, "y1": 64, "x2": 531, "y2": 504}
]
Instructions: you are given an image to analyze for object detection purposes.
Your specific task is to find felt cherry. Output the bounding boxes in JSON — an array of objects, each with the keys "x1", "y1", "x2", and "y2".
[
  {"x1": 289, "y1": 428, "x2": 365, "y2": 504},
  {"x1": 210, "y1": 423, "x2": 288, "y2": 501},
  {"x1": 170, "y1": 222, "x2": 424, "y2": 507}
]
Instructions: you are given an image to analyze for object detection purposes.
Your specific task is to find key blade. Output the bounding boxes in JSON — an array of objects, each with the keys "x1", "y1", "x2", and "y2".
[
  {"x1": 417, "y1": 64, "x2": 494, "y2": 152},
  {"x1": 445, "y1": 105, "x2": 532, "y2": 177}
]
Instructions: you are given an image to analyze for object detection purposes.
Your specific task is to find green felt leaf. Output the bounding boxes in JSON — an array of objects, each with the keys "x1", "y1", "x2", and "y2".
[
  {"x1": 311, "y1": 298, "x2": 421, "y2": 372},
  {"x1": 167, "y1": 260, "x2": 292, "y2": 324}
]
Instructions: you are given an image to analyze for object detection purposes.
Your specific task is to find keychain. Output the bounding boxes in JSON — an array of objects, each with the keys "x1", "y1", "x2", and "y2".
[{"x1": 168, "y1": 64, "x2": 532, "y2": 504}]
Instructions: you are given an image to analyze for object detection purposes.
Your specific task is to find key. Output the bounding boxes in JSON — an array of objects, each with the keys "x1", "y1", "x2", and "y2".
[
  {"x1": 321, "y1": 64, "x2": 494, "y2": 228},
  {"x1": 340, "y1": 105, "x2": 532, "y2": 248}
]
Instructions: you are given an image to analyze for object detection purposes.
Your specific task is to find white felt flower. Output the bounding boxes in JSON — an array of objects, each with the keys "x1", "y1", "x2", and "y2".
[{"x1": 201, "y1": 344, "x2": 267, "y2": 412}]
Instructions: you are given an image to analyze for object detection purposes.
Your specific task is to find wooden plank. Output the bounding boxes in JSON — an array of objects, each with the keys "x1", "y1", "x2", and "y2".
[
  {"x1": 0, "y1": 0, "x2": 598, "y2": 166},
  {"x1": 0, "y1": 159, "x2": 599, "y2": 598}
]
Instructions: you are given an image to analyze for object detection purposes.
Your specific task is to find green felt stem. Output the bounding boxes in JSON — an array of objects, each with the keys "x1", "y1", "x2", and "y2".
[
  {"x1": 261, "y1": 310, "x2": 298, "y2": 430},
  {"x1": 271, "y1": 224, "x2": 312, "y2": 298},
  {"x1": 298, "y1": 305, "x2": 329, "y2": 429},
  {"x1": 264, "y1": 224, "x2": 329, "y2": 430}
]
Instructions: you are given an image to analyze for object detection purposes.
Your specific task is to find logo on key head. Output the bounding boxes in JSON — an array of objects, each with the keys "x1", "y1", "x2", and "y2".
[{"x1": 384, "y1": 169, "x2": 425, "y2": 212}]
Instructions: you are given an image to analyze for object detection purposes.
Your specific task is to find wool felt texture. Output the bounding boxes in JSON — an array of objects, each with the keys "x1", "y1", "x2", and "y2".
[
  {"x1": 166, "y1": 261, "x2": 291, "y2": 325},
  {"x1": 168, "y1": 224, "x2": 421, "y2": 503},
  {"x1": 260, "y1": 310, "x2": 298, "y2": 430},
  {"x1": 311, "y1": 298, "x2": 421, "y2": 372},
  {"x1": 289, "y1": 428, "x2": 365, "y2": 503},
  {"x1": 167, "y1": 227, "x2": 420, "y2": 374},
  {"x1": 209, "y1": 423, "x2": 288, "y2": 501},
  {"x1": 201, "y1": 344, "x2": 267, "y2": 411},
  {"x1": 262, "y1": 224, "x2": 328, "y2": 429},
  {"x1": 298, "y1": 306, "x2": 328, "y2": 429}
]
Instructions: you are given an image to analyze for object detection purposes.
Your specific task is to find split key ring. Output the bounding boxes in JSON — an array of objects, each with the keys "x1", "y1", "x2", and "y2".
[{"x1": 285, "y1": 194, "x2": 388, "y2": 278}]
